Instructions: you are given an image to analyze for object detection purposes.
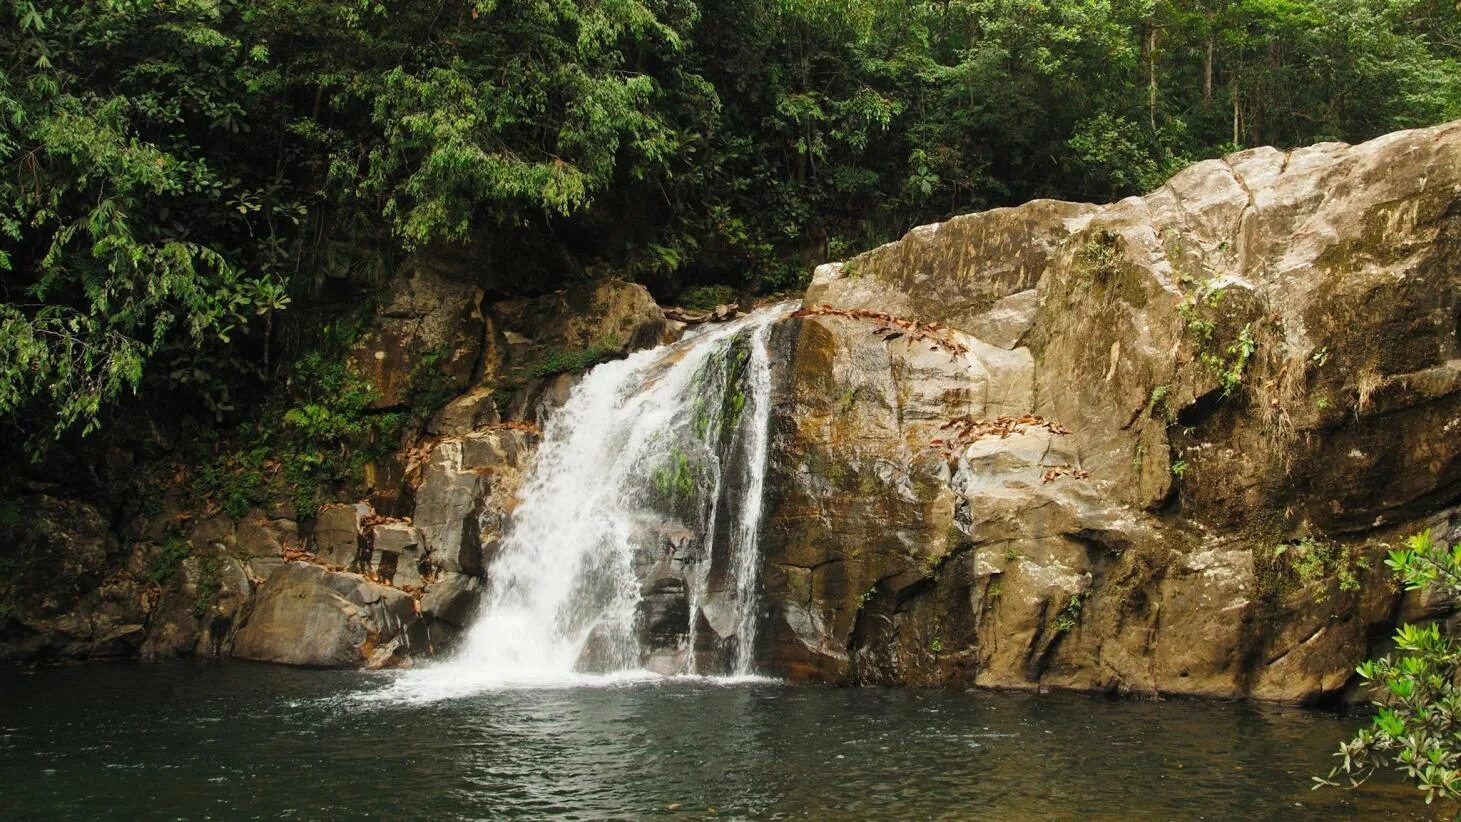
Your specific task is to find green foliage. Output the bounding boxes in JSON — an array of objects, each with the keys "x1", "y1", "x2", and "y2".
[
  {"x1": 198, "y1": 341, "x2": 401, "y2": 519},
  {"x1": 652, "y1": 447, "x2": 697, "y2": 505},
  {"x1": 677, "y1": 285, "x2": 738, "y2": 310},
  {"x1": 1317, "y1": 530, "x2": 1461, "y2": 805},
  {"x1": 3, "y1": 0, "x2": 1459, "y2": 447},
  {"x1": 1053, "y1": 593, "x2": 1087, "y2": 634},
  {"x1": 1258, "y1": 536, "x2": 1370, "y2": 604},
  {"x1": 1215, "y1": 323, "x2": 1258, "y2": 397},
  {"x1": 0, "y1": 0, "x2": 294, "y2": 445},
  {"x1": 191, "y1": 554, "x2": 221, "y2": 618},
  {"x1": 145, "y1": 537, "x2": 193, "y2": 587},
  {"x1": 1147, "y1": 384, "x2": 1172, "y2": 420},
  {"x1": 1180, "y1": 281, "x2": 1258, "y2": 398},
  {"x1": 405, "y1": 346, "x2": 459, "y2": 424},
  {"x1": 522, "y1": 345, "x2": 619, "y2": 382}
]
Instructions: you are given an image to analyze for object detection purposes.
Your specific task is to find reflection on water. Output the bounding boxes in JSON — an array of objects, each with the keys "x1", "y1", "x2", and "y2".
[{"x1": 0, "y1": 661, "x2": 1447, "y2": 819}]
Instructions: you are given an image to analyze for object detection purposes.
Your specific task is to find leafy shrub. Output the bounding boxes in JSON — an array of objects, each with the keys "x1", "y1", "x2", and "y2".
[
  {"x1": 198, "y1": 346, "x2": 402, "y2": 520},
  {"x1": 677, "y1": 285, "x2": 737, "y2": 311},
  {"x1": 1317, "y1": 530, "x2": 1461, "y2": 805}
]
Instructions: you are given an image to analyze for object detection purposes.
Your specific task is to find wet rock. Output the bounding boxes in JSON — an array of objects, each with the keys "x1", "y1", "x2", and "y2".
[
  {"x1": 232, "y1": 562, "x2": 421, "y2": 667},
  {"x1": 762, "y1": 120, "x2": 1461, "y2": 701},
  {"x1": 412, "y1": 429, "x2": 533, "y2": 577},
  {"x1": 420, "y1": 572, "x2": 482, "y2": 636}
]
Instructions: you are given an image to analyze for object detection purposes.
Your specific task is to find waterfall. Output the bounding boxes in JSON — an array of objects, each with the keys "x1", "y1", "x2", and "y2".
[{"x1": 395, "y1": 303, "x2": 793, "y2": 695}]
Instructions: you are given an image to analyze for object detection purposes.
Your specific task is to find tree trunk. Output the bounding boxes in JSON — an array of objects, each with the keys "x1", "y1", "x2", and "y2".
[
  {"x1": 1204, "y1": 36, "x2": 1214, "y2": 104},
  {"x1": 1148, "y1": 26, "x2": 1159, "y2": 130},
  {"x1": 1231, "y1": 72, "x2": 1241, "y2": 147}
]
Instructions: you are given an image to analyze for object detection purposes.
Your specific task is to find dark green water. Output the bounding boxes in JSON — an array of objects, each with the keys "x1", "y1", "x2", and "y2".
[{"x1": 0, "y1": 661, "x2": 1444, "y2": 819}]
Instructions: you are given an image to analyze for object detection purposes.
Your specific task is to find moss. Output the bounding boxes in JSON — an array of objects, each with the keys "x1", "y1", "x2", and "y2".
[
  {"x1": 1255, "y1": 536, "x2": 1371, "y2": 605},
  {"x1": 145, "y1": 536, "x2": 192, "y2": 587},
  {"x1": 652, "y1": 447, "x2": 698, "y2": 506},
  {"x1": 191, "y1": 555, "x2": 222, "y2": 618},
  {"x1": 689, "y1": 335, "x2": 752, "y2": 442},
  {"x1": 522, "y1": 344, "x2": 618, "y2": 381}
]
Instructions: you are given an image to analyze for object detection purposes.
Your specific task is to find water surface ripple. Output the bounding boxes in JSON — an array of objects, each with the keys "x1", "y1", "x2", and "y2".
[{"x1": 0, "y1": 662, "x2": 1441, "y2": 819}]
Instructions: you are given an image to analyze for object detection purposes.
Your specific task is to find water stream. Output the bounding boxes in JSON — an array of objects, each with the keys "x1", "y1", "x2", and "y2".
[{"x1": 396, "y1": 304, "x2": 794, "y2": 698}]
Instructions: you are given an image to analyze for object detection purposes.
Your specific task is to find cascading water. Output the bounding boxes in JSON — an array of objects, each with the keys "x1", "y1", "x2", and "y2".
[{"x1": 391, "y1": 303, "x2": 793, "y2": 697}]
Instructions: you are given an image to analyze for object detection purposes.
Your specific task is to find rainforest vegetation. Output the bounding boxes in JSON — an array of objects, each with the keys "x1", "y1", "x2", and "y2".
[{"x1": 2, "y1": 0, "x2": 1459, "y2": 443}]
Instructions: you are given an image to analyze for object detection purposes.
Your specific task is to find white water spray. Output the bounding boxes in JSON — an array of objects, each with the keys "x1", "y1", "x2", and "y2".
[{"x1": 389, "y1": 303, "x2": 792, "y2": 697}]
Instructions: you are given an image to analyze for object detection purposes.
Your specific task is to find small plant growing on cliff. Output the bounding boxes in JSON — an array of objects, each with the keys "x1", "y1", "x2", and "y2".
[
  {"x1": 1170, "y1": 459, "x2": 1188, "y2": 479},
  {"x1": 1316, "y1": 530, "x2": 1461, "y2": 805},
  {"x1": 191, "y1": 555, "x2": 222, "y2": 618},
  {"x1": 1075, "y1": 230, "x2": 1121, "y2": 287},
  {"x1": 145, "y1": 537, "x2": 192, "y2": 586},
  {"x1": 1259, "y1": 537, "x2": 1369, "y2": 604},
  {"x1": 1053, "y1": 593, "x2": 1086, "y2": 633},
  {"x1": 1146, "y1": 384, "x2": 1172, "y2": 421}
]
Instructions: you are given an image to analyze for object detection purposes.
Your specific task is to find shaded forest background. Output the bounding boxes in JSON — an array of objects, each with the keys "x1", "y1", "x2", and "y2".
[{"x1": 2, "y1": 0, "x2": 1459, "y2": 448}]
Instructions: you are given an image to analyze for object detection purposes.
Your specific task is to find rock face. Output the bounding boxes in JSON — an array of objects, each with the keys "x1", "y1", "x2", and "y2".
[
  {"x1": 232, "y1": 562, "x2": 422, "y2": 668},
  {"x1": 350, "y1": 265, "x2": 485, "y2": 410},
  {"x1": 757, "y1": 120, "x2": 1461, "y2": 702},
  {"x1": 0, "y1": 496, "x2": 139, "y2": 660}
]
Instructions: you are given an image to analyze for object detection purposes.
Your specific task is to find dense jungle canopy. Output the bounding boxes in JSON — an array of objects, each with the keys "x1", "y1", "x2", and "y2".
[{"x1": 2, "y1": 0, "x2": 1459, "y2": 443}]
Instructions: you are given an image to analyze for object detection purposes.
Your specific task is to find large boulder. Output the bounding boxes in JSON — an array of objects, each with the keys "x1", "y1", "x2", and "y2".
[
  {"x1": 232, "y1": 562, "x2": 423, "y2": 668},
  {"x1": 760, "y1": 119, "x2": 1461, "y2": 701}
]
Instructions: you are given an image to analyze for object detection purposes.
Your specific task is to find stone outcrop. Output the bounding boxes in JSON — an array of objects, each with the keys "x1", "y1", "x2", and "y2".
[
  {"x1": 757, "y1": 120, "x2": 1461, "y2": 702},
  {"x1": 232, "y1": 562, "x2": 422, "y2": 668}
]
